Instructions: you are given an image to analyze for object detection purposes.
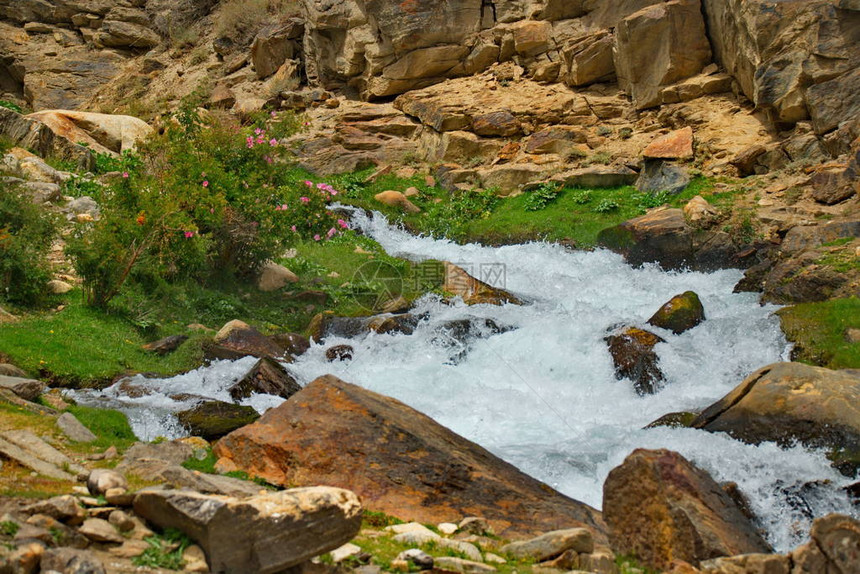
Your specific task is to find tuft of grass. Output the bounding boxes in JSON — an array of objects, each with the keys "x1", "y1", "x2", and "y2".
[
  {"x1": 0, "y1": 521, "x2": 19, "y2": 537},
  {"x1": 133, "y1": 528, "x2": 191, "y2": 570},
  {"x1": 777, "y1": 297, "x2": 860, "y2": 369},
  {"x1": 66, "y1": 405, "x2": 137, "y2": 451}
]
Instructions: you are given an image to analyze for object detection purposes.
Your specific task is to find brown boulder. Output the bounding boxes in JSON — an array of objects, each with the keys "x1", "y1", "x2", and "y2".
[
  {"x1": 643, "y1": 127, "x2": 694, "y2": 160},
  {"x1": 810, "y1": 161, "x2": 858, "y2": 206},
  {"x1": 692, "y1": 363, "x2": 860, "y2": 475},
  {"x1": 214, "y1": 375, "x2": 607, "y2": 540},
  {"x1": 605, "y1": 327, "x2": 666, "y2": 395},
  {"x1": 25, "y1": 110, "x2": 153, "y2": 155},
  {"x1": 562, "y1": 30, "x2": 616, "y2": 87},
  {"x1": 207, "y1": 319, "x2": 286, "y2": 361},
  {"x1": 229, "y1": 357, "x2": 301, "y2": 401},
  {"x1": 443, "y1": 262, "x2": 521, "y2": 306},
  {"x1": 177, "y1": 401, "x2": 260, "y2": 441},
  {"x1": 471, "y1": 110, "x2": 522, "y2": 138},
  {"x1": 614, "y1": 0, "x2": 712, "y2": 109},
  {"x1": 251, "y1": 19, "x2": 303, "y2": 80},
  {"x1": 603, "y1": 448, "x2": 771, "y2": 571},
  {"x1": 790, "y1": 513, "x2": 860, "y2": 573},
  {"x1": 374, "y1": 190, "x2": 421, "y2": 214},
  {"x1": 597, "y1": 208, "x2": 694, "y2": 270}
]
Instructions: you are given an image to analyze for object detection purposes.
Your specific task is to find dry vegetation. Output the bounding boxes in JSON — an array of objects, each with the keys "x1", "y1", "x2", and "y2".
[{"x1": 215, "y1": 0, "x2": 300, "y2": 47}]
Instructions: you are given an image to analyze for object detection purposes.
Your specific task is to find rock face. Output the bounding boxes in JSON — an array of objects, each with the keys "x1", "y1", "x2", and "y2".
[
  {"x1": 703, "y1": 0, "x2": 860, "y2": 128},
  {"x1": 214, "y1": 375, "x2": 607, "y2": 540},
  {"x1": 25, "y1": 110, "x2": 153, "y2": 156},
  {"x1": 603, "y1": 448, "x2": 771, "y2": 570},
  {"x1": 691, "y1": 363, "x2": 860, "y2": 475},
  {"x1": 605, "y1": 327, "x2": 666, "y2": 395},
  {"x1": 614, "y1": 0, "x2": 712, "y2": 109},
  {"x1": 647, "y1": 291, "x2": 705, "y2": 334},
  {"x1": 134, "y1": 487, "x2": 363, "y2": 574}
]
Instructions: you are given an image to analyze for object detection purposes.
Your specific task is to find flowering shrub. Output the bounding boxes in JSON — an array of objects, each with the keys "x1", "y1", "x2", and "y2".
[{"x1": 67, "y1": 103, "x2": 341, "y2": 307}]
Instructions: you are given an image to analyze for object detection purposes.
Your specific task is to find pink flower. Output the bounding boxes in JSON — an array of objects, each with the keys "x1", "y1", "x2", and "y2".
[
  {"x1": 202, "y1": 180, "x2": 209, "y2": 187},
  {"x1": 337, "y1": 219, "x2": 349, "y2": 229},
  {"x1": 313, "y1": 234, "x2": 321, "y2": 241},
  {"x1": 326, "y1": 227, "x2": 337, "y2": 238},
  {"x1": 246, "y1": 136, "x2": 254, "y2": 149},
  {"x1": 184, "y1": 231, "x2": 194, "y2": 238},
  {"x1": 271, "y1": 111, "x2": 277, "y2": 118},
  {"x1": 209, "y1": 208, "x2": 215, "y2": 213},
  {"x1": 269, "y1": 138, "x2": 278, "y2": 146},
  {"x1": 290, "y1": 225, "x2": 297, "y2": 232},
  {"x1": 300, "y1": 196, "x2": 310, "y2": 203},
  {"x1": 265, "y1": 155, "x2": 273, "y2": 164},
  {"x1": 254, "y1": 128, "x2": 263, "y2": 135},
  {"x1": 122, "y1": 171, "x2": 129, "y2": 178},
  {"x1": 304, "y1": 180, "x2": 314, "y2": 188}
]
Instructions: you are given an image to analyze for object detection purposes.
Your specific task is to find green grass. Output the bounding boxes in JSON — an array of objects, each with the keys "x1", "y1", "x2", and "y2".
[
  {"x1": 133, "y1": 528, "x2": 190, "y2": 570},
  {"x1": 777, "y1": 297, "x2": 860, "y2": 369},
  {"x1": 66, "y1": 404, "x2": 137, "y2": 450},
  {"x1": 0, "y1": 293, "x2": 207, "y2": 386}
]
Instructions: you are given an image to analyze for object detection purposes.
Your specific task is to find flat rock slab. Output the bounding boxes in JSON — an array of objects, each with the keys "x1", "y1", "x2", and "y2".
[
  {"x1": 500, "y1": 528, "x2": 594, "y2": 561},
  {"x1": 134, "y1": 487, "x2": 362, "y2": 574},
  {"x1": 57, "y1": 412, "x2": 98, "y2": 443},
  {"x1": 214, "y1": 375, "x2": 607, "y2": 540},
  {"x1": 0, "y1": 430, "x2": 78, "y2": 481}
]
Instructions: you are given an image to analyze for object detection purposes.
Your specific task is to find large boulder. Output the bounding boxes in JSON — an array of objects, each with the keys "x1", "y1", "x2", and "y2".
[
  {"x1": 703, "y1": 0, "x2": 860, "y2": 127},
  {"x1": 597, "y1": 208, "x2": 693, "y2": 269},
  {"x1": 133, "y1": 487, "x2": 363, "y2": 573},
  {"x1": 25, "y1": 110, "x2": 153, "y2": 155},
  {"x1": 251, "y1": 19, "x2": 304, "y2": 80},
  {"x1": 214, "y1": 375, "x2": 607, "y2": 540},
  {"x1": 691, "y1": 363, "x2": 860, "y2": 475},
  {"x1": 647, "y1": 291, "x2": 705, "y2": 334},
  {"x1": 603, "y1": 449, "x2": 771, "y2": 570},
  {"x1": 0, "y1": 108, "x2": 93, "y2": 167},
  {"x1": 613, "y1": 0, "x2": 712, "y2": 109},
  {"x1": 94, "y1": 19, "x2": 161, "y2": 49},
  {"x1": 562, "y1": 30, "x2": 616, "y2": 87},
  {"x1": 0, "y1": 375, "x2": 44, "y2": 402},
  {"x1": 177, "y1": 401, "x2": 261, "y2": 441}
]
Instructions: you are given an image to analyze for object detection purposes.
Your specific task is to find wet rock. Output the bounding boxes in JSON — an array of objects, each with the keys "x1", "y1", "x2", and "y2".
[
  {"x1": 229, "y1": 357, "x2": 301, "y2": 401},
  {"x1": 207, "y1": 319, "x2": 286, "y2": 361},
  {"x1": 647, "y1": 291, "x2": 705, "y2": 334},
  {"x1": 443, "y1": 262, "x2": 521, "y2": 306},
  {"x1": 645, "y1": 411, "x2": 698, "y2": 429},
  {"x1": 270, "y1": 333, "x2": 311, "y2": 356},
  {"x1": 692, "y1": 363, "x2": 860, "y2": 475},
  {"x1": 790, "y1": 513, "x2": 860, "y2": 573},
  {"x1": 141, "y1": 334, "x2": 188, "y2": 355},
  {"x1": 605, "y1": 327, "x2": 666, "y2": 395},
  {"x1": 325, "y1": 345, "x2": 354, "y2": 362},
  {"x1": 368, "y1": 314, "x2": 420, "y2": 336},
  {"x1": 643, "y1": 127, "x2": 694, "y2": 160},
  {"x1": 257, "y1": 261, "x2": 299, "y2": 292},
  {"x1": 56, "y1": 412, "x2": 97, "y2": 443},
  {"x1": 614, "y1": 0, "x2": 712, "y2": 109},
  {"x1": 41, "y1": 548, "x2": 105, "y2": 574},
  {"x1": 597, "y1": 208, "x2": 693, "y2": 270},
  {"x1": 177, "y1": 401, "x2": 260, "y2": 441},
  {"x1": 0, "y1": 375, "x2": 44, "y2": 401},
  {"x1": 133, "y1": 487, "x2": 362, "y2": 573},
  {"x1": 87, "y1": 469, "x2": 128, "y2": 496},
  {"x1": 213, "y1": 375, "x2": 607, "y2": 540},
  {"x1": 604, "y1": 448, "x2": 770, "y2": 571},
  {"x1": 636, "y1": 160, "x2": 690, "y2": 195},
  {"x1": 500, "y1": 528, "x2": 594, "y2": 561}
]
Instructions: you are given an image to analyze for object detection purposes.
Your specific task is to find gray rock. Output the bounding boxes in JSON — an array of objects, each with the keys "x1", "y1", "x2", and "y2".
[
  {"x1": 396, "y1": 549, "x2": 434, "y2": 569},
  {"x1": 41, "y1": 547, "x2": 106, "y2": 574},
  {"x1": 108, "y1": 510, "x2": 135, "y2": 532},
  {"x1": 0, "y1": 375, "x2": 44, "y2": 401},
  {"x1": 500, "y1": 528, "x2": 594, "y2": 561},
  {"x1": 636, "y1": 160, "x2": 690, "y2": 195},
  {"x1": 0, "y1": 430, "x2": 81, "y2": 480},
  {"x1": 66, "y1": 196, "x2": 100, "y2": 218},
  {"x1": 87, "y1": 469, "x2": 128, "y2": 496},
  {"x1": 134, "y1": 487, "x2": 363, "y2": 573},
  {"x1": 559, "y1": 166, "x2": 639, "y2": 189},
  {"x1": 0, "y1": 364, "x2": 27, "y2": 378},
  {"x1": 57, "y1": 413, "x2": 97, "y2": 443},
  {"x1": 79, "y1": 518, "x2": 124, "y2": 544},
  {"x1": 433, "y1": 557, "x2": 497, "y2": 574}
]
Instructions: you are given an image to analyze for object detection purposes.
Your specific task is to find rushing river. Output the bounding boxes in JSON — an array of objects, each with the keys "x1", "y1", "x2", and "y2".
[{"x1": 74, "y1": 209, "x2": 857, "y2": 552}]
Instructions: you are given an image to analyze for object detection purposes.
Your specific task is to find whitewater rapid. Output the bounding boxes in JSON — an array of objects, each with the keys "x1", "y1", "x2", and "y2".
[{"x1": 74, "y1": 209, "x2": 857, "y2": 551}]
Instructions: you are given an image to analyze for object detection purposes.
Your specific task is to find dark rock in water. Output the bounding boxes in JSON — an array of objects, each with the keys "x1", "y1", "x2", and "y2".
[
  {"x1": 605, "y1": 327, "x2": 665, "y2": 395},
  {"x1": 647, "y1": 291, "x2": 705, "y2": 334},
  {"x1": 326, "y1": 345, "x2": 354, "y2": 362},
  {"x1": 692, "y1": 362, "x2": 860, "y2": 476},
  {"x1": 177, "y1": 401, "x2": 260, "y2": 441},
  {"x1": 602, "y1": 448, "x2": 771, "y2": 571},
  {"x1": 433, "y1": 317, "x2": 512, "y2": 364},
  {"x1": 644, "y1": 411, "x2": 698, "y2": 429},
  {"x1": 443, "y1": 262, "x2": 522, "y2": 306},
  {"x1": 133, "y1": 487, "x2": 361, "y2": 574},
  {"x1": 214, "y1": 375, "x2": 608, "y2": 540},
  {"x1": 597, "y1": 208, "x2": 693, "y2": 270},
  {"x1": 271, "y1": 332, "x2": 311, "y2": 356},
  {"x1": 369, "y1": 313, "x2": 420, "y2": 335},
  {"x1": 141, "y1": 334, "x2": 188, "y2": 355},
  {"x1": 636, "y1": 159, "x2": 690, "y2": 195},
  {"x1": 206, "y1": 320, "x2": 286, "y2": 361},
  {"x1": 229, "y1": 357, "x2": 301, "y2": 401},
  {"x1": 720, "y1": 481, "x2": 757, "y2": 524}
]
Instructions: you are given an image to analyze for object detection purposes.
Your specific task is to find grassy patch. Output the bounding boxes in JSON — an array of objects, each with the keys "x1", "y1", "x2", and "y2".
[
  {"x1": 66, "y1": 405, "x2": 136, "y2": 451},
  {"x1": 777, "y1": 297, "x2": 860, "y2": 369},
  {"x1": 133, "y1": 528, "x2": 191, "y2": 570},
  {"x1": 0, "y1": 294, "x2": 207, "y2": 387}
]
